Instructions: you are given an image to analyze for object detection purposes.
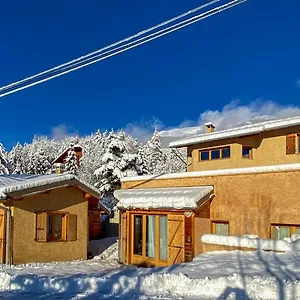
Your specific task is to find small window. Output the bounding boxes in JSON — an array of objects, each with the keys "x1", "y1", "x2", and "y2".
[
  {"x1": 36, "y1": 212, "x2": 77, "y2": 242},
  {"x1": 47, "y1": 213, "x2": 66, "y2": 241},
  {"x1": 211, "y1": 149, "x2": 220, "y2": 160},
  {"x1": 200, "y1": 151, "x2": 209, "y2": 161},
  {"x1": 271, "y1": 224, "x2": 300, "y2": 240},
  {"x1": 212, "y1": 221, "x2": 229, "y2": 236},
  {"x1": 221, "y1": 147, "x2": 231, "y2": 158},
  {"x1": 242, "y1": 146, "x2": 253, "y2": 159}
]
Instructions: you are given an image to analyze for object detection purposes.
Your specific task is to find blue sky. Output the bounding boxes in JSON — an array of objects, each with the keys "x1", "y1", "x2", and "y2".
[{"x1": 0, "y1": 0, "x2": 300, "y2": 149}]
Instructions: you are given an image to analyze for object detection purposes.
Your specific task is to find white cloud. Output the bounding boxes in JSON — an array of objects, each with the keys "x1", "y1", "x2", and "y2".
[
  {"x1": 159, "y1": 100, "x2": 300, "y2": 146},
  {"x1": 123, "y1": 118, "x2": 163, "y2": 143},
  {"x1": 51, "y1": 124, "x2": 78, "y2": 140}
]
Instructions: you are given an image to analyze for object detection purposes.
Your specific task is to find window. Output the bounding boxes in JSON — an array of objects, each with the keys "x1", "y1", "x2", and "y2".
[
  {"x1": 199, "y1": 147, "x2": 231, "y2": 161},
  {"x1": 134, "y1": 216, "x2": 143, "y2": 255},
  {"x1": 201, "y1": 151, "x2": 209, "y2": 161},
  {"x1": 242, "y1": 146, "x2": 253, "y2": 159},
  {"x1": 132, "y1": 214, "x2": 168, "y2": 261},
  {"x1": 212, "y1": 221, "x2": 229, "y2": 236},
  {"x1": 36, "y1": 212, "x2": 77, "y2": 242},
  {"x1": 271, "y1": 224, "x2": 300, "y2": 240},
  {"x1": 47, "y1": 213, "x2": 66, "y2": 241}
]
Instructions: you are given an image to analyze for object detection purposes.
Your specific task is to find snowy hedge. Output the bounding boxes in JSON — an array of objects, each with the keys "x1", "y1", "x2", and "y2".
[{"x1": 201, "y1": 234, "x2": 290, "y2": 252}]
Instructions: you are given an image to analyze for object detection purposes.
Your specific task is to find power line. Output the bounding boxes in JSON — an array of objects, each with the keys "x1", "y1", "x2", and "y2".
[
  {"x1": 0, "y1": 0, "x2": 246, "y2": 98},
  {"x1": 0, "y1": 0, "x2": 219, "y2": 94}
]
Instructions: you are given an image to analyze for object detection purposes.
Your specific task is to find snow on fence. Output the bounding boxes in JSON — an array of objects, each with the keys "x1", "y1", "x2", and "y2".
[{"x1": 201, "y1": 234, "x2": 291, "y2": 252}]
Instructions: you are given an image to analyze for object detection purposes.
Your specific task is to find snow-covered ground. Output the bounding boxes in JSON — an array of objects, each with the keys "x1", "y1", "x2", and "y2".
[{"x1": 0, "y1": 238, "x2": 300, "y2": 299}]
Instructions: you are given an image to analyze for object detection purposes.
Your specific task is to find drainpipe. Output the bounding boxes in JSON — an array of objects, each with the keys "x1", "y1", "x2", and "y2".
[{"x1": 0, "y1": 206, "x2": 11, "y2": 265}]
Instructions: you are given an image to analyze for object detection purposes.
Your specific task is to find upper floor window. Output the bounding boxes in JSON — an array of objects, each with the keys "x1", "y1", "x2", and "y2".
[
  {"x1": 199, "y1": 147, "x2": 231, "y2": 161},
  {"x1": 242, "y1": 146, "x2": 253, "y2": 159},
  {"x1": 286, "y1": 134, "x2": 300, "y2": 155}
]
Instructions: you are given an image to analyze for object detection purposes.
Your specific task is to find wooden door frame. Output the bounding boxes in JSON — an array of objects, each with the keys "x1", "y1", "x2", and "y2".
[{"x1": 129, "y1": 212, "x2": 168, "y2": 267}]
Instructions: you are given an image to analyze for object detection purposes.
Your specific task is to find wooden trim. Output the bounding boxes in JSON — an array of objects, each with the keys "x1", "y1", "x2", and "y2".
[
  {"x1": 142, "y1": 215, "x2": 146, "y2": 257},
  {"x1": 155, "y1": 215, "x2": 160, "y2": 265}
]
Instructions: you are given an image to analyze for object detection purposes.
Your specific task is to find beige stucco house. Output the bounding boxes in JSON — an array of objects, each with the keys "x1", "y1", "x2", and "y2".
[
  {"x1": 115, "y1": 116, "x2": 300, "y2": 267},
  {"x1": 0, "y1": 174, "x2": 109, "y2": 264}
]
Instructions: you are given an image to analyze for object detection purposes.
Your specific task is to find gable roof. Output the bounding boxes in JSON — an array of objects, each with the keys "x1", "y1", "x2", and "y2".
[
  {"x1": 52, "y1": 144, "x2": 83, "y2": 164},
  {"x1": 169, "y1": 116, "x2": 300, "y2": 148},
  {"x1": 0, "y1": 174, "x2": 109, "y2": 213}
]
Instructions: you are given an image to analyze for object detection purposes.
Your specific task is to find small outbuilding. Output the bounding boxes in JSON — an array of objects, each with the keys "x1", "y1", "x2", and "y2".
[
  {"x1": 0, "y1": 174, "x2": 109, "y2": 264},
  {"x1": 114, "y1": 186, "x2": 214, "y2": 267}
]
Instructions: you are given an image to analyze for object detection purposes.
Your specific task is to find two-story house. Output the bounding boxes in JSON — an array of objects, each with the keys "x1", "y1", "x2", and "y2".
[{"x1": 114, "y1": 116, "x2": 300, "y2": 267}]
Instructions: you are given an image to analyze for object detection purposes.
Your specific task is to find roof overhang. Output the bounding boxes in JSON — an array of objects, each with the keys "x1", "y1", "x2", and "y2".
[
  {"x1": 169, "y1": 116, "x2": 300, "y2": 148},
  {"x1": 115, "y1": 186, "x2": 214, "y2": 210},
  {"x1": 0, "y1": 174, "x2": 110, "y2": 214}
]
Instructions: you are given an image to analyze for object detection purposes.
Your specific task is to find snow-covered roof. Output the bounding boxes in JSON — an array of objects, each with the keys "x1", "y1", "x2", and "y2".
[
  {"x1": 114, "y1": 186, "x2": 213, "y2": 210},
  {"x1": 121, "y1": 163, "x2": 300, "y2": 182},
  {"x1": 0, "y1": 174, "x2": 109, "y2": 213},
  {"x1": 52, "y1": 144, "x2": 83, "y2": 164},
  {"x1": 169, "y1": 116, "x2": 300, "y2": 148}
]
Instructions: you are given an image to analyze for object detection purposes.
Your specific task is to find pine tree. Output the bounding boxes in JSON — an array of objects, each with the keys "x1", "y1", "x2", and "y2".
[
  {"x1": 27, "y1": 150, "x2": 51, "y2": 175},
  {"x1": 93, "y1": 130, "x2": 146, "y2": 204},
  {"x1": 141, "y1": 130, "x2": 166, "y2": 175},
  {"x1": 0, "y1": 143, "x2": 9, "y2": 174},
  {"x1": 9, "y1": 142, "x2": 24, "y2": 174},
  {"x1": 64, "y1": 146, "x2": 79, "y2": 174}
]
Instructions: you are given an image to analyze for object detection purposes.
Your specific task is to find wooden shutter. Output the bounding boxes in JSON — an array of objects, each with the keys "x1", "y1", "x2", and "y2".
[
  {"x1": 286, "y1": 134, "x2": 296, "y2": 155},
  {"x1": 36, "y1": 212, "x2": 47, "y2": 242},
  {"x1": 168, "y1": 214, "x2": 185, "y2": 265},
  {"x1": 67, "y1": 214, "x2": 77, "y2": 241}
]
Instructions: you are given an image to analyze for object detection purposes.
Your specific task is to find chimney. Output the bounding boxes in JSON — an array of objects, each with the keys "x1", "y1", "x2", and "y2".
[{"x1": 205, "y1": 122, "x2": 215, "y2": 133}]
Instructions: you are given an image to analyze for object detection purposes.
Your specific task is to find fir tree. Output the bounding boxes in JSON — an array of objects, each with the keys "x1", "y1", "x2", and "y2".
[
  {"x1": 9, "y1": 142, "x2": 24, "y2": 174},
  {"x1": 64, "y1": 146, "x2": 79, "y2": 174},
  {"x1": 28, "y1": 150, "x2": 51, "y2": 175},
  {"x1": 0, "y1": 143, "x2": 9, "y2": 174}
]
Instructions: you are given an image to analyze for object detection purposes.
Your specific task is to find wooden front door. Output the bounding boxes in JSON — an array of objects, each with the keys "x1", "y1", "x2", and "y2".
[{"x1": 168, "y1": 214, "x2": 185, "y2": 265}]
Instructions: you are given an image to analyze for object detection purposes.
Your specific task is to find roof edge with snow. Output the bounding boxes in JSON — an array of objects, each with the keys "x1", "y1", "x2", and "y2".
[
  {"x1": 0, "y1": 174, "x2": 109, "y2": 213},
  {"x1": 169, "y1": 116, "x2": 300, "y2": 148},
  {"x1": 115, "y1": 186, "x2": 214, "y2": 210},
  {"x1": 120, "y1": 163, "x2": 300, "y2": 183}
]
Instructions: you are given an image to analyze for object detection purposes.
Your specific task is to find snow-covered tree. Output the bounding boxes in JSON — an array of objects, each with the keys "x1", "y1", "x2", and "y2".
[
  {"x1": 0, "y1": 143, "x2": 9, "y2": 174},
  {"x1": 9, "y1": 142, "x2": 25, "y2": 174},
  {"x1": 93, "y1": 131, "x2": 146, "y2": 201},
  {"x1": 27, "y1": 150, "x2": 51, "y2": 174},
  {"x1": 64, "y1": 146, "x2": 79, "y2": 174},
  {"x1": 141, "y1": 130, "x2": 166, "y2": 175}
]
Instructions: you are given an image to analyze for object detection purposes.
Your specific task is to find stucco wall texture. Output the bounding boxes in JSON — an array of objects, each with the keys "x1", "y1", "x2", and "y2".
[
  {"x1": 122, "y1": 169, "x2": 300, "y2": 251},
  {"x1": 12, "y1": 187, "x2": 88, "y2": 264},
  {"x1": 187, "y1": 126, "x2": 300, "y2": 172}
]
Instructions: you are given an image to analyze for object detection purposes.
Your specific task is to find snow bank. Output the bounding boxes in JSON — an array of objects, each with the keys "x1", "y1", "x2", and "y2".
[
  {"x1": 0, "y1": 249, "x2": 300, "y2": 298},
  {"x1": 88, "y1": 238, "x2": 118, "y2": 261},
  {"x1": 201, "y1": 234, "x2": 290, "y2": 252}
]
